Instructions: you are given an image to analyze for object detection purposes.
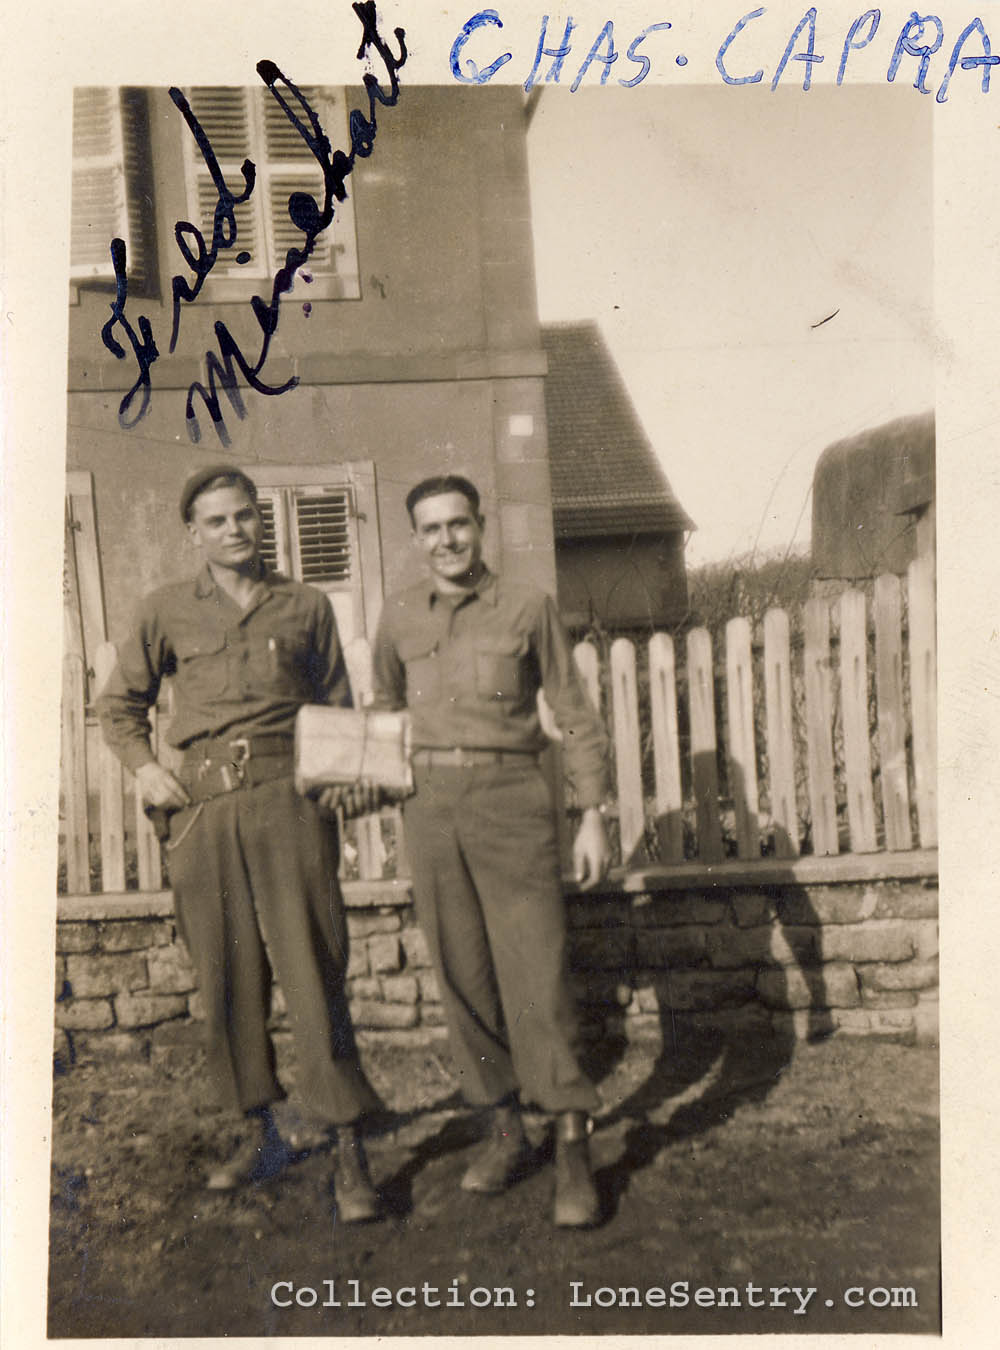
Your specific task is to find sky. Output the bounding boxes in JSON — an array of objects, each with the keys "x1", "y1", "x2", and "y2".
[{"x1": 526, "y1": 83, "x2": 934, "y2": 567}]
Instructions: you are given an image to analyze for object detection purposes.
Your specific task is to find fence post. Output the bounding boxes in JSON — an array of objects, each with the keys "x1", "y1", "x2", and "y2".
[
  {"x1": 648, "y1": 633, "x2": 683, "y2": 863},
  {"x1": 61, "y1": 649, "x2": 91, "y2": 893},
  {"x1": 908, "y1": 555, "x2": 937, "y2": 848},
  {"x1": 725, "y1": 617, "x2": 760, "y2": 860},
  {"x1": 874, "y1": 573, "x2": 913, "y2": 851},
  {"x1": 573, "y1": 640, "x2": 601, "y2": 715},
  {"x1": 94, "y1": 643, "x2": 126, "y2": 892},
  {"x1": 132, "y1": 701, "x2": 162, "y2": 890},
  {"x1": 803, "y1": 597, "x2": 839, "y2": 856},
  {"x1": 764, "y1": 608, "x2": 800, "y2": 858},
  {"x1": 838, "y1": 588, "x2": 878, "y2": 853},
  {"x1": 344, "y1": 635, "x2": 386, "y2": 880},
  {"x1": 610, "y1": 638, "x2": 645, "y2": 866},
  {"x1": 686, "y1": 627, "x2": 724, "y2": 863}
]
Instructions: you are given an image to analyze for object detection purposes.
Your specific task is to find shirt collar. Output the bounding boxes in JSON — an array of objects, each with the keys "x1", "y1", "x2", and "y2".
[
  {"x1": 193, "y1": 561, "x2": 273, "y2": 601},
  {"x1": 426, "y1": 565, "x2": 498, "y2": 608}
]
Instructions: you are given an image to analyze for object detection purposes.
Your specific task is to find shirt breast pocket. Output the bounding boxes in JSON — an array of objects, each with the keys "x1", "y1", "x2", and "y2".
[
  {"x1": 398, "y1": 638, "x2": 441, "y2": 705},
  {"x1": 248, "y1": 633, "x2": 311, "y2": 695},
  {"x1": 174, "y1": 634, "x2": 229, "y2": 701},
  {"x1": 474, "y1": 638, "x2": 527, "y2": 703}
]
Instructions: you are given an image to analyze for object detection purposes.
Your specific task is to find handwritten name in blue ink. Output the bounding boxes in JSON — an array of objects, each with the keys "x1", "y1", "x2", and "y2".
[
  {"x1": 100, "y1": 1, "x2": 408, "y2": 447},
  {"x1": 451, "y1": 8, "x2": 997, "y2": 101}
]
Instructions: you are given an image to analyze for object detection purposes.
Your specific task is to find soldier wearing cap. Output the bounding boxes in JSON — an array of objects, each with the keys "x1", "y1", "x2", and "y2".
[
  {"x1": 97, "y1": 464, "x2": 382, "y2": 1221},
  {"x1": 370, "y1": 474, "x2": 612, "y2": 1228}
]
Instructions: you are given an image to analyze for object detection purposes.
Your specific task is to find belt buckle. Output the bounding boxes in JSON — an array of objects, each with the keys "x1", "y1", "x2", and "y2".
[{"x1": 226, "y1": 737, "x2": 251, "y2": 788}]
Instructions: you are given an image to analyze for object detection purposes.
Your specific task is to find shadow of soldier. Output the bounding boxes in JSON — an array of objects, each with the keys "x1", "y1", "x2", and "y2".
[{"x1": 577, "y1": 831, "x2": 836, "y2": 1225}]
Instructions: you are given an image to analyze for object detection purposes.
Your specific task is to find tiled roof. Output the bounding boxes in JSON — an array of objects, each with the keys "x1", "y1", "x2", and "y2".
[{"x1": 542, "y1": 321, "x2": 695, "y2": 539}]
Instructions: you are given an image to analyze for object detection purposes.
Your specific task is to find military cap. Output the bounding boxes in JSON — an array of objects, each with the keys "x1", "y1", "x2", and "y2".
[{"x1": 179, "y1": 464, "x2": 259, "y2": 521}]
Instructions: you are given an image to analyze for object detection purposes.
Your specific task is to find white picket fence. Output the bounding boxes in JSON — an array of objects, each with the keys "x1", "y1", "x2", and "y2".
[{"x1": 58, "y1": 557, "x2": 936, "y2": 894}]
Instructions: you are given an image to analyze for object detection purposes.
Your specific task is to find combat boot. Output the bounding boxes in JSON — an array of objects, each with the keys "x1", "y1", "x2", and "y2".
[
  {"x1": 553, "y1": 1110, "x2": 599, "y2": 1227},
  {"x1": 460, "y1": 1097, "x2": 531, "y2": 1194},
  {"x1": 204, "y1": 1106, "x2": 288, "y2": 1190},
  {"x1": 333, "y1": 1123, "x2": 379, "y2": 1223}
]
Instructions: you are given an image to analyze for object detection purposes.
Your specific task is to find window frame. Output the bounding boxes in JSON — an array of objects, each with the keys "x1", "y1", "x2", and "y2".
[
  {"x1": 247, "y1": 461, "x2": 383, "y2": 651},
  {"x1": 180, "y1": 85, "x2": 361, "y2": 304}
]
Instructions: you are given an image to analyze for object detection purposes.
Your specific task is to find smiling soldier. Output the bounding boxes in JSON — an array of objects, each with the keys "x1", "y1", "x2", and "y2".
[
  {"x1": 96, "y1": 465, "x2": 383, "y2": 1221},
  {"x1": 371, "y1": 474, "x2": 612, "y2": 1227}
]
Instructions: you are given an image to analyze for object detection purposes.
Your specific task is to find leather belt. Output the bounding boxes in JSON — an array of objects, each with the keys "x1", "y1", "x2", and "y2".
[
  {"x1": 180, "y1": 733, "x2": 294, "y2": 799},
  {"x1": 412, "y1": 746, "x2": 539, "y2": 768},
  {"x1": 185, "y1": 732, "x2": 295, "y2": 762}
]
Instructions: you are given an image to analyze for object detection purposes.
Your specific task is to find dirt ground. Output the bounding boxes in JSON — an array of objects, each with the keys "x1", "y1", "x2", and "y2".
[{"x1": 48, "y1": 1024, "x2": 940, "y2": 1339}]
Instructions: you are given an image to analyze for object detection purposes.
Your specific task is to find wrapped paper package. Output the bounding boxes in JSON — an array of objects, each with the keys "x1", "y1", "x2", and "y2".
[{"x1": 294, "y1": 705, "x2": 413, "y2": 796}]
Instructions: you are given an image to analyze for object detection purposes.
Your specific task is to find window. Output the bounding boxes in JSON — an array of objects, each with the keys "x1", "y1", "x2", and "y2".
[
  {"x1": 183, "y1": 86, "x2": 361, "y2": 301},
  {"x1": 249, "y1": 462, "x2": 382, "y2": 651},
  {"x1": 70, "y1": 88, "x2": 155, "y2": 295}
]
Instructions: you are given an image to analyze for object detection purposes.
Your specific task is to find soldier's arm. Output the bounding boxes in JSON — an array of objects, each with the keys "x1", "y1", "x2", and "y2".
[
  {"x1": 311, "y1": 595, "x2": 353, "y2": 709},
  {"x1": 535, "y1": 594, "x2": 612, "y2": 890},
  {"x1": 369, "y1": 606, "x2": 407, "y2": 712},
  {"x1": 96, "y1": 602, "x2": 191, "y2": 809}
]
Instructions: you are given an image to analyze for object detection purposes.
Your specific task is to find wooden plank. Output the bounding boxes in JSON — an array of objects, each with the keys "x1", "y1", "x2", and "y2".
[
  {"x1": 908, "y1": 555, "x2": 938, "y2": 847},
  {"x1": 572, "y1": 641, "x2": 601, "y2": 717},
  {"x1": 764, "y1": 608, "x2": 800, "y2": 858},
  {"x1": 803, "y1": 598, "x2": 839, "y2": 856},
  {"x1": 610, "y1": 638, "x2": 645, "y2": 866},
  {"x1": 724, "y1": 618, "x2": 759, "y2": 860},
  {"x1": 648, "y1": 632, "x2": 683, "y2": 863},
  {"x1": 62, "y1": 504, "x2": 87, "y2": 665},
  {"x1": 61, "y1": 648, "x2": 91, "y2": 893},
  {"x1": 341, "y1": 635, "x2": 383, "y2": 879},
  {"x1": 838, "y1": 588, "x2": 878, "y2": 852},
  {"x1": 134, "y1": 703, "x2": 162, "y2": 890},
  {"x1": 65, "y1": 470, "x2": 107, "y2": 693},
  {"x1": 570, "y1": 641, "x2": 604, "y2": 868},
  {"x1": 345, "y1": 460, "x2": 386, "y2": 642},
  {"x1": 874, "y1": 572, "x2": 913, "y2": 851},
  {"x1": 94, "y1": 643, "x2": 126, "y2": 892},
  {"x1": 686, "y1": 627, "x2": 723, "y2": 863}
]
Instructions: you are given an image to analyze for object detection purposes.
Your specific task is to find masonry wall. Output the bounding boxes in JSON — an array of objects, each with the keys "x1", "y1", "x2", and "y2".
[{"x1": 53, "y1": 872, "x2": 939, "y2": 1072}]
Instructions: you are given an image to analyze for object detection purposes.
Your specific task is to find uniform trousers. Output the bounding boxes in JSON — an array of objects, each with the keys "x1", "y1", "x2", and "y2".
[
  {"x1": 403, "y1": 758, "x2": 599, "y2": 1114},
  {"x1": 165, "y1": 774, "x2": 380, "y2": 1123}
]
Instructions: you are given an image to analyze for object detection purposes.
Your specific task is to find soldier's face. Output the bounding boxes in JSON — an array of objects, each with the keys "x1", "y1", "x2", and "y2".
[
  {"x1": 187, "y1": 485, "x2": 263, "y2": 571},
  {"x1": 411, "y1": 491, "x2": 485, "y2": 588}
]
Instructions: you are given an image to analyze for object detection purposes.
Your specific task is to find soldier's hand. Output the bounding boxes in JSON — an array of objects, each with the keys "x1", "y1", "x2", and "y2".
[
  {"x1": 135, "y1": 760, "x2": 191, "y2": 810},
  {"x1": 316, "y1": 782, "x2": 381, "y2": 819},
  {"x1": 573, "y1": 807, "x2": 611, "y2": 891}
]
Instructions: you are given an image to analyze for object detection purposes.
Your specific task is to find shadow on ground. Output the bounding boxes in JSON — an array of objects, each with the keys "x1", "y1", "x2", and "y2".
[{"x1": 48, "y1": 1025, "x2": 940, "y2": 1339}]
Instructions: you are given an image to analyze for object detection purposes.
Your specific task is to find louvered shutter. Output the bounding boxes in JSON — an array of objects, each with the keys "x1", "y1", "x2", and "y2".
[
  {"x1": 261, "y1": 88, "x2": 337, "y2": 274},
  {"x1": 292, "y1": 489, "x2": 355, "y2": 585},
  {"x1": 184, "y1": 88, "x2": 268, "y2": 279},
  {"x1": 180, "y1": 86, "x2": 356, "y2": 292},
  {"x1": 255, "y1": 490, "x2": 292, "y2": 575},
  {"x1": 245, "y1": 467, "x2": 380, "y2": 648},
  {"x1": 71, "y1": 88, "x2": 128, "y2": 280},
  {"x1": 183, "y1": 86, "x2": 357, "y2": 292}
]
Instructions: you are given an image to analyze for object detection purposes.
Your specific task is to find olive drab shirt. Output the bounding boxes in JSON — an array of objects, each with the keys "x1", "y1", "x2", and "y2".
[
  {"x1": 371, "y1": 568, "x2": 610, "y2": 809},
  {"x1": 97, "y1": 566, "x2": 350, "y2": 772}
]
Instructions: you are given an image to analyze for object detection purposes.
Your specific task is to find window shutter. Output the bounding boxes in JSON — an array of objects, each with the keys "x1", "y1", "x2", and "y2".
[
  {"x1": 71, "y1": 88, "x2": 153, "y2": 294},
  {"x1": 71, "y1": 88, "x2": 128, "y2": 281},
  {"x1": 255, "y1": 488, "x2": 293, "y2": 574},
  {"x1": 246, "y1": 464, "x2": 381, "y2": 647},
  {"x1": 261, "y1": 87, "x2": 337, "y2": 274},
  {"x1": 183, "y1": 86, "x2": 358, "y2": 293},
  {"x1": 185, "y1": 88, "x2": 267, "y2": 279},
  {"x1": 292, "y1": 488, "x2": 354, "y2": 584}
]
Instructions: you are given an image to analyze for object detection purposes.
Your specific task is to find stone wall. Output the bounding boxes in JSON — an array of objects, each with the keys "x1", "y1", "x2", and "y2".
[{"x1": 54, "y1": 856, "x2": 939, "y2": 1070}]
